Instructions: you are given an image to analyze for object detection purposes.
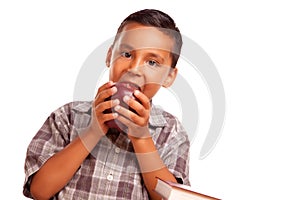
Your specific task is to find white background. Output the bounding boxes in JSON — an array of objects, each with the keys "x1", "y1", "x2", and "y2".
[{"x1": 1, "y1": 0, "x2": 299, "y2": 199}]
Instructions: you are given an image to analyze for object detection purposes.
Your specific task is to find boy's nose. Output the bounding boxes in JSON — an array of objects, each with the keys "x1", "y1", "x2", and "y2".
[{"x1": 127, "y1": 58, "x2": 143, "y2": 76}]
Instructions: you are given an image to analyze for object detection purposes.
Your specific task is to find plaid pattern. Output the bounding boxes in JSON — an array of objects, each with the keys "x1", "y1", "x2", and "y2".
[{"x1": 23, "y1": 101, "x2": 190, "y2": 199}]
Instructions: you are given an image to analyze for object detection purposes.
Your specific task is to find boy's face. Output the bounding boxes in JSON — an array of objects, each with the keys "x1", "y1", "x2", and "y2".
[{"x1": 106, "y1": 22, "x2": 178, "y2": 100}]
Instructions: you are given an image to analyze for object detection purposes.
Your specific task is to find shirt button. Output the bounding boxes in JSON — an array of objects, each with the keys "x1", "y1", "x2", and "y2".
[
  {"x1": 107, "y1": 174, "x2": 113, "y2": 181},
  {"x1": 115, "y1": 148, "x2": 120, "y2": 154}
]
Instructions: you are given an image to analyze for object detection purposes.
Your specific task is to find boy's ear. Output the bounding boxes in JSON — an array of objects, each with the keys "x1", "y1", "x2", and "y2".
[
  {"x1": 106, "y1": 46, "x2": 113, "y2": 68},
  {"x1": 162, "y1": 67, "x2": 178, "y2": 88}
]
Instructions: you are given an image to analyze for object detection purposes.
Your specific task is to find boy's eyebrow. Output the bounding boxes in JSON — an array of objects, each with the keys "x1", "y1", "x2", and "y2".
[
  {"x1": 119, "y1": 43, "x2": 166, "y2": 62},
  {"x1": 119, "y1": 43, "x2": 134, "y2": 50},
  {"x1": 146, "y1": 52, "x2": 165, "y2": 62}
]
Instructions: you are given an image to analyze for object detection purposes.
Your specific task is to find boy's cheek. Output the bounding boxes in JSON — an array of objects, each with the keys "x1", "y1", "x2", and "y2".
[{"x1": 109, "y1": 69, "x2": 122, "y2": 82}]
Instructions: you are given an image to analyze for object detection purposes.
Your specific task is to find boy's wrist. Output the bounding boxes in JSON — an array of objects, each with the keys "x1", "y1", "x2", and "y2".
[
  {"x1": 78, "y1": 126, "x2": 105, "y2": 152},
  {"x1": 130, "y1": 135, "x2": 157, "y2": 153},
  {"x1": 127, "y1": 125, "x2": 151, "y2": 139}
]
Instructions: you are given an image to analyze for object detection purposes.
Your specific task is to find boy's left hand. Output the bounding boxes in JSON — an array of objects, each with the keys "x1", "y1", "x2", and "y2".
[{"x1": 114, "y1": 90, "x2": 151, "y2": 138}]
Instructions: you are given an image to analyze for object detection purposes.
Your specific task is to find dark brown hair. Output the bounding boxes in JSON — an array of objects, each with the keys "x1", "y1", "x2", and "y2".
[{"x1": 114, "y1": 9, "x2": 182, "y2": 68}]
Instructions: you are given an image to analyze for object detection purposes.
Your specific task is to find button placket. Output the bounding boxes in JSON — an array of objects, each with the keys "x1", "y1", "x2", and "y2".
[
  {"x1": 115, "y1": 147, "x2": 120, "y2": 154},
  {"x1": 105, "y1": 146, "x2": 121, "y2": 182},
  {"x1": 107, "y1": 173, "x2": 113, "y2": 181}
]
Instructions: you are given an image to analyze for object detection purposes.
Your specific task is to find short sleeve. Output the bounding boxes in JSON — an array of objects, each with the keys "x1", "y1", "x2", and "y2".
[
  {"x1": 23, "y1": 103, "x2": 73, "y2": 198},
  {"x1": 157, "y1": 113, "x2": 190, "y2": 186}
]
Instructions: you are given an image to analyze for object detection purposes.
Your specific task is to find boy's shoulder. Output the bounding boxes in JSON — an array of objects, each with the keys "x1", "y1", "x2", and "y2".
[
  {"x1": 150, "y1": 104, "x2": 189, "y2": 145},
  {"x1": 52, "y1": 101, "x2": 92, "y2": 114},
  {"x1": 70, "y1": 101, "x2": 92, "y2": 113}
]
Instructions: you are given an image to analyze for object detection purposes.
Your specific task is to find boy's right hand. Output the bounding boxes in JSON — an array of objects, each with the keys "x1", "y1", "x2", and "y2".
[{"x1": 89, "y1": 81, "x2": 119, "y2": 135}]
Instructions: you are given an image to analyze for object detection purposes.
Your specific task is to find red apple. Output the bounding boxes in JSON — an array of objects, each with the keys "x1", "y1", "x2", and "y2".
[{"x1": 103, "y1": 81, "x2": 140, "y2": 132}]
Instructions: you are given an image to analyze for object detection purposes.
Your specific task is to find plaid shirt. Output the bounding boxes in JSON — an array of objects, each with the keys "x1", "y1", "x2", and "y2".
[{"x1": 23, "y1": 101, "x2": 190, "y2": 199}]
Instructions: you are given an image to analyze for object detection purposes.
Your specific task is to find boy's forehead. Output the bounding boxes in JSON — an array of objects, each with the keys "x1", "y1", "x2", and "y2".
[{"x1": 115, "y1": 23, "x2": 174, "y2": 52}]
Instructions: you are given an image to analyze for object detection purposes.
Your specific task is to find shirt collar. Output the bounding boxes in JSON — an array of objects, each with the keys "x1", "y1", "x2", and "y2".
[
  {"x1": 149, "y1": 104, "x2": 167, "y2": 127},
  {"x1": 72, "y1": 101, "x2": 92, "y2": 113}
]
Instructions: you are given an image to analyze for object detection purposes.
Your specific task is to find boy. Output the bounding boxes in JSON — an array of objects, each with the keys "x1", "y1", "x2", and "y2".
[{"x1": 23, "y1": 9, "x2": 190, "y2": 200}]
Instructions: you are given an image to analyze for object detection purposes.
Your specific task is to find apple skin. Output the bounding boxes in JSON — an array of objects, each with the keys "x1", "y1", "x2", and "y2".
[{"x1": 103, "y1": 82, "x2": 140, "y2": 132}]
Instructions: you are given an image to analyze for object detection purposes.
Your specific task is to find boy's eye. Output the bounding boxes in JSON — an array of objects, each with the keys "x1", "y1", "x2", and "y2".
[
  {"x1": 121, "y1": 52, "x2": 131, "y2": 58},
  {"x1": 147, "y1": 60, "x2": 159, "y2": 67}
]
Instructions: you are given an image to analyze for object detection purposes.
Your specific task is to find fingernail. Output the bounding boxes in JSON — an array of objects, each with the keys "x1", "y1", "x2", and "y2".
[
  {"x1": 111, "y1": 86, "x2": 117, "y2": 93},
  {"x1": 113, "y1": 99, "x2": 119, "y2": 105},
  {"x1": 123, "y1": 95, "x2": 130, "y2": 103},
  {"x1": 115, "y1": 105, "x2": 120, "y2": 111},
  {"x1": 134, "y1": 90, "x2": 140, "y2": 95},
  {"x1": 112, "y1": 113, "x2": 118, "y2": 117}
]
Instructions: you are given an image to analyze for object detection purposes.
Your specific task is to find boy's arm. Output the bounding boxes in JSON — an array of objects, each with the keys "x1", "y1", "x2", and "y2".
[
  {"x1": 30, "y1": 127, "x2": 103, "y2": 199},
  {"x1": 116, "y1": 90, "x2": 182, "y2": 200},
  {"x1": 129, "y1": 135, "x2": 178, "y2": 200},
  {"x1": 30, "y1": 82, "x2": 118, "y2": 199}
]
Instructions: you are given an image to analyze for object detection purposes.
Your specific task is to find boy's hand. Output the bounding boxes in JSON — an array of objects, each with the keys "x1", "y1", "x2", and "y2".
[
  {"x1": 89, "y1": 81, "x2": 119, "y2": 135},
  {"x1": 114, "y1": 90, "x2": 151, "y2": 138}
]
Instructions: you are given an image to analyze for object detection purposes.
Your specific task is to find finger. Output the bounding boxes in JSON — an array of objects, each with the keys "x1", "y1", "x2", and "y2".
[
  {"x1": 123, "y1": 95, "x2": 148, "y2": 117},
  {"x1": 95, "y1": 84, "x2": 117, "y2": 106},
  {"x1": 117, "y1": 115, "x2": 150, "y2": 138},
  {"x1": 96, "y1": 81, "x2": 115, "y2": 96},
  {"x1": 91, "y1": 111, "x2": 117, "y2": 135},
  {"x1": 93, "y1": 103, "x2": 119, "y2": 128},
  {"x1": 114, "y1": 105, "x2": 144, "y2": 125},
  {"x1": 116, "y1": 114, "x2": 131, "y2": 127},
  {"x1": 133, "y1": 90, "x2": 151, "y2": 110},
  {"x1": 95, "y1": 99, "x2": 120, "y2": 113},
  {"x1": 98, "y1": 112, "x2": 119, "y2": 123}
]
